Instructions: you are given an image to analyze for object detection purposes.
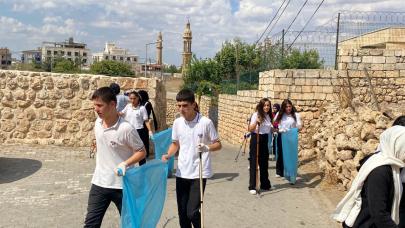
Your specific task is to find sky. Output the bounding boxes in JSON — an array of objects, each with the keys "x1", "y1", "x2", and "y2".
[{"x1": 0, "y1": 0, "x2": 404, "y2": 66}]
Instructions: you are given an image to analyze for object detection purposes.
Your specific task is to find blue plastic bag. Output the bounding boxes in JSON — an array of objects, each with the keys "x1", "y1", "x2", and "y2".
[
  {"x1": 121, "y1": 160, "x2": 168, "y2": 228},
  {"x1": 281, "y1": 128, "x2": 299, "y2": 184},
  {"x1": 151, "y1": 128, "x2": 174, "y2": 177}
]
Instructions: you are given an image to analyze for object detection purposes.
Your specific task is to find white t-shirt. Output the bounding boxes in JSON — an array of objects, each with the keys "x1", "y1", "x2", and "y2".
[
  {"x1": 250, "y1": 112, "x2": 273, "y2": 134},
  {"x1": 275, "y1": 112, "x2": 302, "y2": 131},
  {"x1": 172, "y1": 113, "x2": 219, "y2": 179},
  {"x1": 91, "y1": 117, "x2": 144, "y2": 189},
  {"x1": 121, "y1": 104, "x2": 148, "y2": 129}
]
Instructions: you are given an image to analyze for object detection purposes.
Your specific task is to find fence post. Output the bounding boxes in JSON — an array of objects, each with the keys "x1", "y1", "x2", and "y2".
[{"x1": 335, "y1": 12, "x2": 341, "y2": 70}]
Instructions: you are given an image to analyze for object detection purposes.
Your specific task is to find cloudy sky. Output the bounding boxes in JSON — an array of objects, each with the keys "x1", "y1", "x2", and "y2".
[{"x1": 0, "y1": 0, "x2": 403, "y2": 65}]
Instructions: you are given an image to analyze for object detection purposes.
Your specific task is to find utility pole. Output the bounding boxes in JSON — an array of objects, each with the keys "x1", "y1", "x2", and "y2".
[
  {"x1": 235, "y1": 42, "x2": 240, "y2": 91},
  {"x1": 335, "y1": 12, "x2": 341, "y2": 70},
  {"x1": 281, "y1": 29, "x2": 285, "y2": 61},
  {"x1": 144, "y1": 44, "x2": 148, "y2": 78}
]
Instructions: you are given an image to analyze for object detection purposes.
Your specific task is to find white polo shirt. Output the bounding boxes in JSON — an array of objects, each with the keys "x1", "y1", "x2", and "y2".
[
  {"x1": 172, "y1": 113, "x2": 219, "y2": 179},
  {"x1": 121, "y1": 104, "x2": 148, "y2": 130},
  {"x1": 91, "y1": 117, "x2": 144, "y2": 189},
  {"x1": 250, "y1": 112, "x2": 273, "y2": 134}
]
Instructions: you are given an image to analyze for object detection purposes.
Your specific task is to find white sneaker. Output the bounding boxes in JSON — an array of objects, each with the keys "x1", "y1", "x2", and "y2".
[
  {"x1": 275, "y1": 174, "x2": 281, "y2": 178},
  {"x1": 249, "y1": 190, "x2": 256, "y2": 195}
]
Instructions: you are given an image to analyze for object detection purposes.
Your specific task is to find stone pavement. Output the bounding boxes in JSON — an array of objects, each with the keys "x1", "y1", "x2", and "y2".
[{"x1": 0, "y1": 143, "x2": 340, "y2": 228}]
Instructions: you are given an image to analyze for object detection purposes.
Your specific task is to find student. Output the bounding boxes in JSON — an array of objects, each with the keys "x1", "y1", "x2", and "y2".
[
  {"x1": 120, "y1": 91, "x2": 153, "y2": 166},
  {"x1": 109, "y1": 83, "x2": 128, "y2": 112},
  {"x1": 84, "y1": 87, "x2": 146, "y2": 227},
  {"x1": 274, "y1": 99, "x2": 302, "y2": 178},
  {"x1": 162, "y1": 89, "x2": 221, "y2": 228},
  {"x1": 138, "y1": 90, "x2": 158, "y2": 131},
  {"x1": 333, "y1": 126, "x2": 405, "y2": 228},
  {"x1": 247, "y1": 98, "x2": 274, "y2": 194}
]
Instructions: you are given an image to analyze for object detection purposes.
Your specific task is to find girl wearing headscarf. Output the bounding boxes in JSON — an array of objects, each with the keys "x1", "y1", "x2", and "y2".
[{"x1": 332, "y1": 126, "x2": 405, "y2": 228}]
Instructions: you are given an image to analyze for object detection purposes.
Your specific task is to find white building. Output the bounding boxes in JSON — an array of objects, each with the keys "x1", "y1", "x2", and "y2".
[
  {"x1": 21, "y1": 48, "x2": 41, "y2": 64},
  {"x1": 92, "y1": 43, "x2": 138, "y2": 66},
  {"x1": 41, "y1": 37, "x2": 90, "y2": 67}
]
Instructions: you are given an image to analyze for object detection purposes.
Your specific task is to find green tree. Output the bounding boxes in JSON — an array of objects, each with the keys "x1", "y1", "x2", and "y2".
[
  {"x1": 163, "y1": 64, "x2": 180, "y2": 74},
  {"x1": 90, "y1": 60, "x2": 134, "y2": 76},
  {"x1": 53, "y1": 58, "x2": 79, "y2": 73},
  {"x1": 281, "y1": 49, "x2": 324, "y2": 69}
]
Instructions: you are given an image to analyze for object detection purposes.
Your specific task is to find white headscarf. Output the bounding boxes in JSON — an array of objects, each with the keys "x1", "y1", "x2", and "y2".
[{"x1": 332, "y1": 126, "x2": 405, "y2": 226}]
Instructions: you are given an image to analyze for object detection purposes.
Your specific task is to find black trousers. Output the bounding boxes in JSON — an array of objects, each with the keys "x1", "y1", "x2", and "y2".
[
  {"x1": 249, "y1": 133, "x2": 271, "y2": 190},
  {"x1": 276, "y1": 133, "x2": 284, "y2": 177},
  {"x1": 137, "y1": 127, "x2": 149, "y2": 166},
  {"x1": 176, "y1": 177, "x2": 207, "y2": 228},
  {"x1": 84, "y1": 184, "x2": 122, "y2": 228}
]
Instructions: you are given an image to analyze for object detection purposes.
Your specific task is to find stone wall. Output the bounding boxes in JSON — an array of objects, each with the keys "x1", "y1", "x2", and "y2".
[
  {"x1": 218, "y1": 90, "x2": 260, "y2": 144},
  {"x1": 0, "y1": 70, "x2": 166, "y2": 147}
]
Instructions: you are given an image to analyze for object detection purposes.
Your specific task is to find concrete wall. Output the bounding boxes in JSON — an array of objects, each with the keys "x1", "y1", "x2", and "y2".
[{"x1": 0, "y1": 70, "x2": 166, "y2": 147}]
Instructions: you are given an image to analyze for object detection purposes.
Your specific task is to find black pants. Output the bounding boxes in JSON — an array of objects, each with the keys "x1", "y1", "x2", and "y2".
[
  {"x1": 276, "y1": 133, "x2": 284, "y2": 177},
  {"x1": 84, "y1": 184, "x2": 122, "y2": 228},
  {"x1": 249, "y1": 133, "x2": 271, "y2": 190},
  {"x1": 137, "y1": 127, "x2": 149, "y2": 166},
  {"x1": 176, "y1": 177, "x2": 207, "y2": 228}
]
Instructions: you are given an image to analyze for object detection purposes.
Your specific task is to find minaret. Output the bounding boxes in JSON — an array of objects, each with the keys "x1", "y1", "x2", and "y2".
[
  {"x1": 156, "y1": 31, "x2": 163, "y2": 66},
  {"x1": 182, "y1": 20, "x2": 192, "y2": 76}
]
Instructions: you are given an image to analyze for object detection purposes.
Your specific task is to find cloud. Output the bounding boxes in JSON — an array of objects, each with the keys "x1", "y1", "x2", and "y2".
[{"x1": 1, "y1": 0, "x2": 405, "y2": 65}]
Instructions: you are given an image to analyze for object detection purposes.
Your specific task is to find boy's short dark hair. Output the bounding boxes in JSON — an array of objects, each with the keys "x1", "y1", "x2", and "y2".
[
  {"x1": 109, "y1": 83, "x2": 120, "y2": 95},
  {"x1": 393, "y1": 115, "x2": 405, "y2": 127},
  {"x1": 176, "y1": 89, "x2": 195, "y2": 103},
  {"x1": 91, "y1": 87, "x2": 117, "y2": 104}
]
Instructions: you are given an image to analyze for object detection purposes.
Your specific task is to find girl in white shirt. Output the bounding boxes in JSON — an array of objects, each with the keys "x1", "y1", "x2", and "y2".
[
  {"x1": 121, "y1": 91, "x2": 153, "y2": 165},
  {"x1": 247, "y1": 98, "x2": 274, "y2": 195},
  {"x1": 274, "y1": 99, "x2": 302, "y2": 180}
]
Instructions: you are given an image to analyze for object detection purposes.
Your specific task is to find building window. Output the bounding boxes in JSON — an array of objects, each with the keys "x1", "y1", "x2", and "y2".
[
  {"x1": 133, "y1": 57, "x2": 137, "y2": 62},
  {"x1": 47, "y1": 50, "x2": 51, "y2": 55},
  {"x1": 83, "y1": 52, "x2": 87, "y2": 57},
  {"x1": 67, "y1": 51, "x2": 71, "y2": 56},
  {"x1": 82, "y1": 59, "x2": 87, "y2": 63},
  {"x1": 120, "y1": 56, "x2": 124, "y2": 61},
  {"x1": 105, "y1": 56, "x2": 109, "y2": 60},
  {"x1": 127, "y1": 57, "x2": 131, "y2": 61},
  {"x1": 75, "y1": 52, "x2": 79, "y2": 56},
  {"x1": 112, "y1": 56, "x2": 116, "y2": 60},
  {"x1": 67, "y1": 58, "x2": 72, "y2": 61},
  {"x1": 54, "y1": 51, "x2": 58, "y2": 55},
  {"x1": 61, "y1": 51, "x2": 65, "y2": 55}
]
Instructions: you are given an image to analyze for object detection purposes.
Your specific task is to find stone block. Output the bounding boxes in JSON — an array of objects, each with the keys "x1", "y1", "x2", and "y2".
[
  {"x1": 353, "y1": 57, "x2": 362, "y2": 63},
  {"x1": 340, "y1": 56, "x2": 352, "y2": 63},
  {"x1": 362, "y1": 56, "x2": 373, "y2": 63},
  {"x1": 395, "y1": 63, "x2": 405, "y2": 70},
  {"x1": 318, "y1": 79, "x2": 332, "y2": 86},
  {"x1": 369, "y1": 49, "x2": 384, "y2": 56},
  {"x1": 372, "y1": 56, "x2": 385, "y2": 64}
]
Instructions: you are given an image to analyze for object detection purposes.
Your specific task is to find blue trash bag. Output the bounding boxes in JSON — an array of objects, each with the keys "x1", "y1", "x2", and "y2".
[
  {"x1": 121, "y1": 160, "x2": 168, "y2": 228},
  {"x1": 281, "y1": 128, "x2": 299, "y2": 184},
  {"x1": 151, "y1": 128, "x2": 174, "y2": 177}
]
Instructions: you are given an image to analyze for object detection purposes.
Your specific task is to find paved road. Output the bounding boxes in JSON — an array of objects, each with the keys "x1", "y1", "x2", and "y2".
[{"x1": 0, "y1": 143, "x2": 339, "y2": 228}]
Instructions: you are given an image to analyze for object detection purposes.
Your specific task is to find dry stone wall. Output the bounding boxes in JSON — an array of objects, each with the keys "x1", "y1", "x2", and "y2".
[{"x1": 0, "y1": 70, "x2": 166, "y2": 147}]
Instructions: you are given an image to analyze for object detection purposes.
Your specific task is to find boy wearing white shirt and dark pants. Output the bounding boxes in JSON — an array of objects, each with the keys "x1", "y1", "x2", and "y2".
[
  {"x1": 84, "y1": 87, "x2": 146, "y2": 228},
  {"x1": 162, "y1": 89, "x2": 222, "y2": 228}
]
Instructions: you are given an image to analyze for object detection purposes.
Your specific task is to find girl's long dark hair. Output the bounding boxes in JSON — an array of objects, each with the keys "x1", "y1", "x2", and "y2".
[
  {"x1": 256, "y1": 98, "x2": 273, "y2": 122},
  {"x1": 276, "y1": 99, "x2": 297, "y2": 123}
]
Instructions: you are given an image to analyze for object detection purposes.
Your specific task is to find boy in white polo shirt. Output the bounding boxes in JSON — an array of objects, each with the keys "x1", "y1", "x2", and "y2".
[
  {"x1": 162, "y1": 89, "x2": 221, "y2": 228},
  {"x1": 84, "y1": 87, "x2": 146, "y2": 228}
]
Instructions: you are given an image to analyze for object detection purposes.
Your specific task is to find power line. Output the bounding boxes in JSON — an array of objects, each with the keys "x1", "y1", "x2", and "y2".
[
  {"x1": 265, "y1": 0, "x2": 291, "y2": 39},
  {"x1": 254, "y1": 0, "x2": 287, "y2": 47},
  {"x1": 284, "y1": 0, "x2": 309, "y2": 35},
  {"x1": 287, "y1": 0, "x2": 326, "y2": 51}
]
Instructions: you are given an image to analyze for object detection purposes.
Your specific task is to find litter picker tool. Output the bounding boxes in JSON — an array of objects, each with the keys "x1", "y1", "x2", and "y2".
[{"x1": 197, "y1": 133, "x2": 205, "y2": 228}]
